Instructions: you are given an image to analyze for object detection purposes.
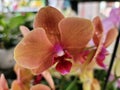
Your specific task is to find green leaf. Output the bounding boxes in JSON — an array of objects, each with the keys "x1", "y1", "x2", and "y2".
[{"x1": 8, "y1": 16, "x2": 26, "y2": 29}]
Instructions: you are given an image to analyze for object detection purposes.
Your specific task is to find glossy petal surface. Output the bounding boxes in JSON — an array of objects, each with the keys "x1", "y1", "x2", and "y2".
[
  {"x1": 33, "y1": 6, "x2": 64, "y2": 44},
  {"x1": 59, "y1": 17, "x2": 94, "y2": 53},
  {"x1": 14, "y1": 28, "x2": 54, "y2": 69}
]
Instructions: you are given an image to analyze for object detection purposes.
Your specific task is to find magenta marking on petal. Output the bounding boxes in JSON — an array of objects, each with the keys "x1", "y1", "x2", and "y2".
[
  {"x1": 96, "y1": 53, "x2": 105, "y2": 61},
  {"x1": 101, "y1": 46, "x2": 108, "y2": 54},
  {"x1": 96, "y1": 58, "x2": 106, "y2": 68},
  {"x1": 54, "y1": 44, "x2": 64, "y2": 56},
  {"x1": 96, "y1": 46, "x2": 109, "y2": 68},
  {"x1": 56, "y1": 60, "x2": 72, "y2": 75}
]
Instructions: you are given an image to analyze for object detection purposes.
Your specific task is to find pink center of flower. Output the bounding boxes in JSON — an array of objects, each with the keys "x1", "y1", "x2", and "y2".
[{"x1": 53, "y1": 44, "x2": 72, "y2": 75}]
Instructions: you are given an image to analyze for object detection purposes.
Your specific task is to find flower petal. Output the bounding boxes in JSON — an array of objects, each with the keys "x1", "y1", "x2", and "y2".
[
  {"x1": 92, "y1": 16, "x2": 104, "y2": 46},
  {"x1": 14, "y1": 28, "x2": 54, "y2": 70},
  {"x1": 56, "y1": 60, "x2": 72, "y2": 75},
  {"x1": 104, "y1": 28, "x2": 118, "y2": 47},
  {"x1": 59, "y1": 17, "x2": 94, "y2": 54},
  {"x1": 14, "y1": 64, "x2": 33, "y2": 83},
  {"x1": 30, "y1": 84, "x2": 51, "y2": 90},
  {"x1": 30, "y1": 58, "x2": 54, "y2": 75},
  {"x1": 0, "y1": 74, "x2": 9, "y2": 90},
  {"x1": 33, "y1": 6, "x2": 64, "y2": 44},
  {"x1": 11, "y1": 80, "x2": 30, "y2": 90},
  {"x1": 42, "y1": 71, "x2": 55, "y2": 90},
  {"x1": 20, "y1": 26, "x2": 30, "y2": 36},
  {"x1": 110, "y1": 7, "x2": 120, "y2": 27},
  {"x1": 96, "y1": 58, "x2": 106, "y2": 68}
]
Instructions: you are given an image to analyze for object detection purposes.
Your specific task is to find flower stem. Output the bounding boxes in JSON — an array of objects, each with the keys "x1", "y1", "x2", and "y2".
[{"x1": 66, "y1": 77, "x2": 77, "y2": 90}]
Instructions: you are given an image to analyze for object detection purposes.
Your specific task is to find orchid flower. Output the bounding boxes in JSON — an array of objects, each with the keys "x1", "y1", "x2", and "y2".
[
  {"x1": 0, "y1": 70, "x2": 54, "y2": 90},
  {"x1": 102, "y1": 7, "x2": 120, "y2": 32},
  {"x1": 79, "y1": 16, "x2": 117, "y2": 69},
  {"x1": 92, "y1": 16, "x2": 118, "y2": 68},
  {"x1": 11, "y1": 68, "x2": 30, "y2": 90},
  {"x1": 14, "y1": 6, "x2": 94, "y2": 75},
  {"x1": 80, "y1": 16, "x2": 118, "y2": 69},
  {"x1": 12, "y1": 64, "x2": 55, "y2": 90}
]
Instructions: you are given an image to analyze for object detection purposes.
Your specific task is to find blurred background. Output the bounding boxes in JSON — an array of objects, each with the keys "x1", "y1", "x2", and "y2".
[{"x1": 0, "y1": 0, "x2": 120, "y2": 90}]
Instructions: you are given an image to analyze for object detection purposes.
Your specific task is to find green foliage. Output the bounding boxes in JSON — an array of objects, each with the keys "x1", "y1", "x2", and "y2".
[{"x1": 0, "y1": 12, "x2": 34, "y2": 49}]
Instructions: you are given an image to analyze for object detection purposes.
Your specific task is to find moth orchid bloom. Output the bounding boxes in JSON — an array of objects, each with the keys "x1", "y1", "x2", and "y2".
[
  {"x1": 0, "y1": 74, "x2": 9, "y2": 90},
  {"x1": 102, "y1": 7, "x2": 120, "y2": 32},
  {"x1": 14, "y1": 6, "x2": 94, "y2": 75},
  {"x1": 92, "y1": 16, "x2": 118, "y2": 68}
]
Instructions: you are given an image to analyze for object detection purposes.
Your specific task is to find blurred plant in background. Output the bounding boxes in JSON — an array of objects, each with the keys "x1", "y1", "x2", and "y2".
[{"x1": 0, "y1": 12, "x2": 34, "y2": 49}]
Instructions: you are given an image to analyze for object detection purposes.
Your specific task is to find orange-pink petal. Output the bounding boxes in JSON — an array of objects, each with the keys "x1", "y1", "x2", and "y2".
[
  {"x1": 14, "y1": 28, "x2": 54, "y2": 70},
  {"x1": 14, "y1": 64, "x2": 33, "y2": 83},
  {"x1": 104, "y1": 28, "x2": 118, "y2": 47},
  {"x1": 30, "y1": 84, "x2": 51, "y2": 90},
  {"x1": 42, "y1": 71, "x2": 55, "y2": 90},
  {"x1": 59, "y1": 17, "x2": 94, "y2": 54},
  {"x1": 92, "y1": 16, "x2": 104, "y2": 46},
  {"x1": 30, "y1": 58, "x2": 54, "y2": 75},
  {"x1": 11, "y1": 80, "x2": 30, "y2": 90},
  {"x1": 20, "y1": 26, "x2": 30, "y2": 37},
  {"x1": 33, "y1": 6, "x2": 64, "y2": 44},
  {"x1": 0, "y1": 74, "x2": 9, "y2": 90},
  {"x1": 83, "y1": 17, "x2": 104, "y2": 68}
]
